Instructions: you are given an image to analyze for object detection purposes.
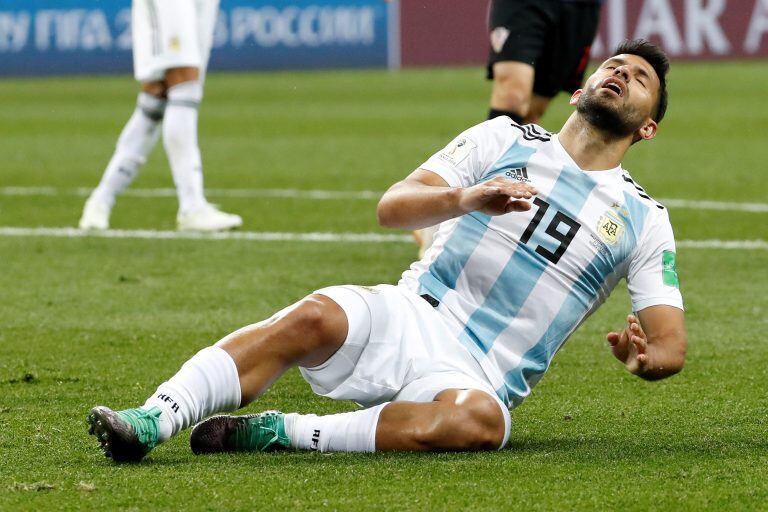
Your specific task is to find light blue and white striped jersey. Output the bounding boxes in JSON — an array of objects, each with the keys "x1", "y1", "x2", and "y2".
[{"x1": 399, "y1": 116, "x2": 684, "y2": 408}]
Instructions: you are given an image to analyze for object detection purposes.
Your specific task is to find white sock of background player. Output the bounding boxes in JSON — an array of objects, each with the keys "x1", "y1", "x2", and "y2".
[
  {"x1": 163, "y1": 80, "x2": 208, "y2": 215},
  {"x1": 89, "y1": 93, "x2": 165, "y2": 207}
]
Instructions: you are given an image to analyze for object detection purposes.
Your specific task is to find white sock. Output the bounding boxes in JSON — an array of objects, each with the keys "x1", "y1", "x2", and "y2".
[
  {"x1": 283, "y1": 404, "x2": 386, "y2": 453},
  {"x1": 142, "y1": 346, "x2": 241, "y2": 442},
  {"x1": 90, "y1": 93, "x2": 165, "y2": 206},
  {"x1": 163, "y1": 81, "x2": 207, "y2": 215}
]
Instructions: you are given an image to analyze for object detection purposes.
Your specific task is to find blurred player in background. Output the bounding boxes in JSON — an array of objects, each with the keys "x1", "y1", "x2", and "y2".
[
  {"x1": 415, "y1": 0, "x2": 603, "y2": 255},
  {"x1": 487, "y1": 0, "x2": 603, "y2": 124},
  {"x1": 79, "y1": 0, "x2": 242, "y2": 232},
  {"x1": 87, "y1": 40, "x2": 687, "y2": 463}
]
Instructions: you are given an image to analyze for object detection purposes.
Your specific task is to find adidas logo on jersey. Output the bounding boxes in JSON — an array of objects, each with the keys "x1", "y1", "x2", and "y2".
[{"x1": 505, "y1": 167, "x2": 530, "y2": 182}]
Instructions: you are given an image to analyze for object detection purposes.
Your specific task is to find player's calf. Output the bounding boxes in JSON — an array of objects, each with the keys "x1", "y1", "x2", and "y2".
[
  {"x1": 191, "y1": 390, "x2": 506, "y2": 456},
  {"x1": 377, "y1": 389, "x2": 507, "y2": 452}
]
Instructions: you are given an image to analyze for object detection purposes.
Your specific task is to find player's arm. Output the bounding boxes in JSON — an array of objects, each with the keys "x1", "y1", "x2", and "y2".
[
  {"x1": 606, "y1": 306, "x2": 687, "y2": 380},
  {"x1": 377, "y1": 169, "x2": 537, "y2": 230}
]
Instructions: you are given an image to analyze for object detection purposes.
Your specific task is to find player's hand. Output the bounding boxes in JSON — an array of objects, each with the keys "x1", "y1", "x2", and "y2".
[
  {"x1": 606, "y1": 314, "x2": 649, "y2": 375},
  {"x1": 458, "y1": 177, "x2": 538, "y2": 216}
]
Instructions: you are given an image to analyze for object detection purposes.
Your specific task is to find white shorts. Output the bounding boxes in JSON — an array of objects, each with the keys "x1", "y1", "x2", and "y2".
[
  {"x1": 132, "y1": 0, "x2": 219, "y2": 82},
  {"x1": 300, "y1": 284, "x2": 511, "y2": 446}
]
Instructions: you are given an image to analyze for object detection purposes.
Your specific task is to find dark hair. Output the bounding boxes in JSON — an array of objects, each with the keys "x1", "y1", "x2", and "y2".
[{"x1": 613, "y1": 39, "x2": 669, "y2": 123}]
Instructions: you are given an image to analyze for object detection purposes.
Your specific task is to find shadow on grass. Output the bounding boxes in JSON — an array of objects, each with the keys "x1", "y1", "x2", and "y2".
[
  {"x1": 95, "y1": 433, "x2": 768, "y2": 471},
  {"x1": 506, "y1": 435, "x2": 768, "y2": 460}
]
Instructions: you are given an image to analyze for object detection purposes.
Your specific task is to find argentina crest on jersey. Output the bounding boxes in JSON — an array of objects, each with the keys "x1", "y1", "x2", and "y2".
[{"x1": 596, "y1": 206, "x2": 627, "y2": 246}]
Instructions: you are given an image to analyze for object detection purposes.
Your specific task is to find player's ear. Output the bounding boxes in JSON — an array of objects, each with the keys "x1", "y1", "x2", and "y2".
[
  {"x1": 636, "y1": 118, "x2": 658, "y2": 142},
  {"x1": 569, "y1": 89, "x2": 583, "y2": 106}
]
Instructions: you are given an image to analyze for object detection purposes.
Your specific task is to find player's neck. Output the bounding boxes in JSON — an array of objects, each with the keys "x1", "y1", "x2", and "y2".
[{"x1": 557, "y1": 113, "x2": 632, "y2": 172}]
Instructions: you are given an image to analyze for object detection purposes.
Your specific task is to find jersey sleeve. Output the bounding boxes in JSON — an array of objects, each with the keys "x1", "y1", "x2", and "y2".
[
  {"x1": 627, "y1": 209, "x2": 684, "y2": 312},
  {"x1": 419, "y1": 116, "x2": 513, "y2": 188}
]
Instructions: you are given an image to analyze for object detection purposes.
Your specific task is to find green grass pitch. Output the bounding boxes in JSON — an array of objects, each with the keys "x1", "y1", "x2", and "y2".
[{"x1": 1, "y1": 62, "x2": 767, "y2": 510}]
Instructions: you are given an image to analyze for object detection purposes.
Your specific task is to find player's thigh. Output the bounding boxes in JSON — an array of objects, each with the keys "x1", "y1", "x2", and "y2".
[
  {"x1": 491, "y1": 60, "x2": 536, "y2": 106},
  {"x1": 487, "y1": 0, "x2": 553, "y2": 79},
  {"x1": 194, "y1": 0, "x2": 220, "y2": 81},
  {"x1": 535, "y1": 2, "x2": 601, "y2": 97},
  {"x1": 298, "y1": 285, "x2": 375, "y2": 399},
  {"x1": 300, "y1": 285, "x2": 446, "y2": 406},
  {"x1": 132, "y1": 0, "x2": 203, "y2": 82},
  {"x1": 165, "y1": 67, "x2": 200, "y2": 88}
]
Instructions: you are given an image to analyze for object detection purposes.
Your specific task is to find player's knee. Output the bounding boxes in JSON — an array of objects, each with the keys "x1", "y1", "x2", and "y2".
[
  {"x1": 492, "y1": 79, "x2": 531, "y2": 116},
  {"x1": 424, "y1": 391, "x2": 506, "y2": 451},
  {"x1": 454, "y1": 394, "x2": 506, "y2": 450},
  {"x1": 140, "y1": 80, "x2": 167, "y2": 98},
  {"x1": 165, "y1": 66, "x2": 200, "y2": 87},
  {"x1": 293, "y1": 295, "x2": 347, "y2": 350}
]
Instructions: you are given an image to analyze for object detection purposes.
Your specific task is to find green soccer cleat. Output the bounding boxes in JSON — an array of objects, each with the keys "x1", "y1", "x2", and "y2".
[
  {"x1": 87, "y1": 406, "x2": 161, "y2": 463},
  {"x1": 190, "y1": 411, "x2": 290, "y2": 455}
]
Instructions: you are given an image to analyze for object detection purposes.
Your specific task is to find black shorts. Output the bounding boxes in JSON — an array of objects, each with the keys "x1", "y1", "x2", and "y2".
[{"x1": 487, "y1": 0, "x2": 602, "y2": 97}]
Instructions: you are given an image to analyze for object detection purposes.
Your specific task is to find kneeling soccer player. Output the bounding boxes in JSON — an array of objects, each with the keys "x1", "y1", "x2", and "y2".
[{"x1": 88, "y1": 40, "x2": 687, "y2": 462}]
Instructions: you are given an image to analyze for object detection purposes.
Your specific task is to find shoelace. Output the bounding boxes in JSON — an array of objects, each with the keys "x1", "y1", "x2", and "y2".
[
  {"x1": 233, "y1": 416, "x2": 280, "y2": 451},
  {"x1": 117, "y1": 408, "x2": 160, "y2": 449}
]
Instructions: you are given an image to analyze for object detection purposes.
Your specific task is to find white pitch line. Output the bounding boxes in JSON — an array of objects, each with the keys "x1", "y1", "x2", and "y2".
[
  {"x1": 0, "y1": 227, "x2": 412, "y2": 243},
  {"x1": 0, "y1": 227, "x2": 765, "y2": 250},
  {"x1": 676, "y1": 239, "x2": 768, "y2": 250},
  {"x1": 658, "y1": 198, "x2": 768, "y2": 213},
  {"x1": 0, "y1": 186, "x2": 381, "y2": 200},
  {"x1": 1, "y1": 187, "x2": 766, "y2": 212}
]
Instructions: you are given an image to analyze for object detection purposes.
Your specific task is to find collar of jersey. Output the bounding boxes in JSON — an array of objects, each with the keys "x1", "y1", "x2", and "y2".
[{"x1": 551, "y1": 133, "x2": 624, "y2": 181}]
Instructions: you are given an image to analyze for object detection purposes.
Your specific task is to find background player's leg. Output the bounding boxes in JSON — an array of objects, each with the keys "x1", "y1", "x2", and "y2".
[
  {"x1": 413, "y1": 224, "x2": 439, "y2": 259},
  {"x1": 163, "y1": 66, "x2": 242, "y2": 231},
  {"x1": 79, "y1": 81, "x2": 166, "y2": 230},
  {"x1": 524, "y1": 93, "x2": 552, "y2": 125},
  {"x1": 162, "y1": 68, "x2": 205, "y2": 215},
  {"x1": 488, "y1": 60, "x2": 535, "y2": 123}
]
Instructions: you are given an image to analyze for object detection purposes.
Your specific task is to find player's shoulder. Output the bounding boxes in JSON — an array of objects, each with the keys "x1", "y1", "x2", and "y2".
[
  {"x1": 508, "y1": 118, "x2": 553, "y2": 143},
  {"x1": 620, "y1": 169, "x2": 669, "y2": 220},
  {"x1": 485, "y1": 116, "x2": 552, "y2": 141},
  {"x1": 470, "y1": 116, "x2": 552, "y2": 148}
]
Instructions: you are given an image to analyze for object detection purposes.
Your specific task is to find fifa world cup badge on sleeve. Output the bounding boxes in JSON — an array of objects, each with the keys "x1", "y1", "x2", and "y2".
[
  {"x1": 662, "y1": 251, "x2": 680, "y2": 288},
  {"x1": 439, "y1": 137, "x2": 476, "y2": 166}
]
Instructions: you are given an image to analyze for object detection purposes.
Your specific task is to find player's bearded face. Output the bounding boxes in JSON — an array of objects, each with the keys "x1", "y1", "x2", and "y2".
[
  {"x1": 576, "y1": 78, "x2": 646, "y2": 137},
  {"x1": 575, "y1": 56, "x2": 659, "y2": 138}
]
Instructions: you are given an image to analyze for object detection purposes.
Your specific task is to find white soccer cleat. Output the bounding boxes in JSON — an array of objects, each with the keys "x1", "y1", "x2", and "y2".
[
  {"x1": 177, "y1": 203, "x2": 243, "y2": 232},
  {"x1": 79, "y1": 198, "x2": 112, "y2": 230}
]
